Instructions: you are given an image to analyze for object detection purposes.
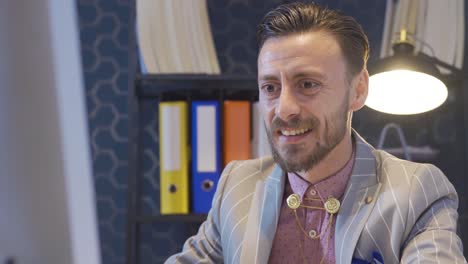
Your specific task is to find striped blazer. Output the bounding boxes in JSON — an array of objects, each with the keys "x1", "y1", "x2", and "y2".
[{"x1": 166, "y1": 132, "x2": 466, "y2": 263}]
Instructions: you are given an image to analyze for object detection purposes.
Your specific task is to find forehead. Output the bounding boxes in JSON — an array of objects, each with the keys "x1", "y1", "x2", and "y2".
[{"x1": 257, "y1": 31, "x2": 346, "y2": 75}]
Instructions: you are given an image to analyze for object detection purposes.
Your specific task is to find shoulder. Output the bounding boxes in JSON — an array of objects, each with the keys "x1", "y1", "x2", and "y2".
[
  {"x1": 209, "y1": 157, "x2": 277, "y2": 226},
  {"x1": 373, "y1": 150, "x2": 420, "y2": 183},
  {"x1": 372, "y1": 149, "x2": 457, "y2": 204},
  {"x1": 222, "y1": 156, "x2": 276, "y2": 185}
]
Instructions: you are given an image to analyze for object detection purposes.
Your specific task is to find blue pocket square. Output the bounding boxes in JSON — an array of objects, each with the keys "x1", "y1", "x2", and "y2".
[
  {"x1": 372, "y1": 251, "x2": 384, "y2": 264},
  {"x1": 351, "y1": 251, "x2": 383, "y2": 264},
  {"x1": 351, "y1": 258, "x2": 371, "y2": 264}
]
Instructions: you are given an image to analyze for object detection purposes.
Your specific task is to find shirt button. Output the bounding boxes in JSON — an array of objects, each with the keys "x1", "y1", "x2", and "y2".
[
  {"x1": 309, "y1": 189, "x2": 317, "y2": 196},
  {"x1": 309, "y1": 229, "x2": 318, "y2": 238}
]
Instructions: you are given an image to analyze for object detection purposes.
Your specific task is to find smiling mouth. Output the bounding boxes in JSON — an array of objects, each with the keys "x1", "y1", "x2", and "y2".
[{"x1": 279, "y1": 127, "x2": 312, "y2": 136}]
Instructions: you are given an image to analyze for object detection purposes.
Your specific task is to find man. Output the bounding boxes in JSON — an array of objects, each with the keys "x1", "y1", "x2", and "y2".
[{"x1": 166, "y1": 2, "x2": 465, "y2": 263}]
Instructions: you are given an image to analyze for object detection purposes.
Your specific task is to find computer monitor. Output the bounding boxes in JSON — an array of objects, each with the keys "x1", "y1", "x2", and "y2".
[{"x1": 0, "y1": 1, "x2": 101, "y2": 263}]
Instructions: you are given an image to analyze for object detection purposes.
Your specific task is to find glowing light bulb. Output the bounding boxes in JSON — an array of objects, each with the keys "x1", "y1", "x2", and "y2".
[{"x1": 366, "y1": 70, "x2": 448, "y2": 115}]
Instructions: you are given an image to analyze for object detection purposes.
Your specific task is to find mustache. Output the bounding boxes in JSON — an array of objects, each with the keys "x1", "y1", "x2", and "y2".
[{"x1": 270, "y1": 115, "x2": 319, "y2": 132}]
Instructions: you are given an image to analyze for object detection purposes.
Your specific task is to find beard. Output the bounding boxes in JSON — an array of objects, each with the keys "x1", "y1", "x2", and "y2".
[{"x1": 266, "y1": 93, "x2": 350, "y2": 173}]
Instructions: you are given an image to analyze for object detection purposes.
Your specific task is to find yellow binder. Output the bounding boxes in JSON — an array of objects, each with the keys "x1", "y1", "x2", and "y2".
[{"x1": 159, "y1": 101, "x2": 189, "y2": 214}]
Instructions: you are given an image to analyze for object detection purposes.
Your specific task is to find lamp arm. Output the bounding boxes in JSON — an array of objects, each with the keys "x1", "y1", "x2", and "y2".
[{"x1": 417, "y1": 52, "x2": 464, "y2": 77}]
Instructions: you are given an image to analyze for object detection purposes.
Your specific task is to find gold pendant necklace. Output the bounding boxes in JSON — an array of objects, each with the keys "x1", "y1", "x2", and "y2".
[{"x1": 287, "y1": 193, "x2": 341, "y2": 264}]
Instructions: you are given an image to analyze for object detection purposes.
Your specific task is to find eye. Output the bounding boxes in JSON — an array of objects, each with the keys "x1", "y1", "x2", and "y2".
[
  {"x1": 300, "y1": 80, "x2": 318, "y2": 89},
  {"x1": 298, "y1": 79, "x2": 321, "y2": 95},
  {"x1": 264, "y1": 84, "x2": 275, "y2": 93},
  {"x1": 260, "y1": 83, "x2": 280, "y2": 97}
]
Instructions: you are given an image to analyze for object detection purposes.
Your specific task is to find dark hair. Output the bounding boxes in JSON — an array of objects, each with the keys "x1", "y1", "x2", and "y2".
[{"x1": 257, "y1": 2, "x2": 369, "y2": 78}]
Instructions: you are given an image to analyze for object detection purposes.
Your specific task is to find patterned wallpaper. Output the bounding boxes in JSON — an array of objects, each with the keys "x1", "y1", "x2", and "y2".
[
  {"x1": 76, "y1": 0, "x2": 467, "y2": 263},
  {"x1": 77, "y1": 0, "x2": 130, "y2": 263}
]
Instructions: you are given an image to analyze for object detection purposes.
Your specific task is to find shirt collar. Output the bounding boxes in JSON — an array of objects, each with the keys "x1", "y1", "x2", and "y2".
[{"x1": 287, "y1": 140, "x2": 356, "y2": 202}]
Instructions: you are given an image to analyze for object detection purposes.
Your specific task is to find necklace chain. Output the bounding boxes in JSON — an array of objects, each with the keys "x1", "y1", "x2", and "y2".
[{"x1": 288, "y1": 194, "x2": 340, "y2": 264}]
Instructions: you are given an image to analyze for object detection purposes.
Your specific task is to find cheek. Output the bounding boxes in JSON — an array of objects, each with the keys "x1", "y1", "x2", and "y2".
[
  {"x1": 259, "y1": 98, "x2": 276, "y2": 121},
  {"x1": 262, "y1": 108, "x2": 274, "y2": 129}
]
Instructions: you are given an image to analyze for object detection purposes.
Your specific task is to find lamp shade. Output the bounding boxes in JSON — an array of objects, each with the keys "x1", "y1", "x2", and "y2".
[{"x1": 367, "y1": 42, "x2": 448, "y2": 115}]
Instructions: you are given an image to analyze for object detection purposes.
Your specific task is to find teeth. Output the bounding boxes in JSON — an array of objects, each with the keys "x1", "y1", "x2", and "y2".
[{"x1": 281, "y1": 128, "x2": 310, "y2": 136}]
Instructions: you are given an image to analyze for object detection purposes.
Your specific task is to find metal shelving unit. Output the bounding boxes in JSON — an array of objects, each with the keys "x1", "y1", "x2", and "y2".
[
  {"x1": 126, "y1": 8, "x2": 258, "y2": 260},
  {"x1": 126, "y1": 73, "x2": 257, "y2": 264}
]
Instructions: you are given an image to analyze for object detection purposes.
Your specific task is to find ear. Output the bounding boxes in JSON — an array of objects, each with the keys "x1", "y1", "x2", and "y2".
[{"x1": 349, "y1": 69, "x2": 369, "y2": 111}]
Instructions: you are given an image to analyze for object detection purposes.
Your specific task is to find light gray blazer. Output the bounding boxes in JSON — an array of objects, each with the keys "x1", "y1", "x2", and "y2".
[{"x1": 166, "y1": 132, "x2": 466, "y2": 263}]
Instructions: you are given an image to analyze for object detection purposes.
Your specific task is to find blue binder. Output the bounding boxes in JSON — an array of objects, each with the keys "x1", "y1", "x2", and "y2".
[{"x1": 191, "y1": 101, "x2": 221, "y2": 213}]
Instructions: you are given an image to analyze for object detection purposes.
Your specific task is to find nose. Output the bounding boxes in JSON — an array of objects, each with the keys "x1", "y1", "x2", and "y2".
[{"x1": 276, "y1": 84, "x2": 300, "y2": 121}]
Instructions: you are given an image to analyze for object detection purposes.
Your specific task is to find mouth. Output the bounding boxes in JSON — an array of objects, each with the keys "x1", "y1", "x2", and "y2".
[
  {"x1": 276, "y1": 127, "x2": 313, "y2": 144},
  {"x1": 279, "y1": 127, "x2": 312, "y2": 136},
  {"x1": 270, "y1": 116, "x2": 318, "y2": 145}
]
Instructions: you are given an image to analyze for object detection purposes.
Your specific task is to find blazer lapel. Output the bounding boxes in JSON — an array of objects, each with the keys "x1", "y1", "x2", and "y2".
[
  {"x1": 240, "y1": 165, "x2": 285, "y2": 264},
  {"x1": 335, "y1": 132, "x2": 382, "y2": 264},
  {"x1": 239, "y1": 131, "x2": 381, "y2": 263}
]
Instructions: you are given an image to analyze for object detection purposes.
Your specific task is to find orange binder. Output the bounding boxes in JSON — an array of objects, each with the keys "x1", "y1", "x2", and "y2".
[{"x1": 223, "y1": 101, "x2": 251, "y2": 165}]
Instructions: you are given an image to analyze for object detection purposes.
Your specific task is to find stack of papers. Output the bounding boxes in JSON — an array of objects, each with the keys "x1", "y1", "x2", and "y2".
[{"x1": 137, "y1": 0, "x2": 221, "y2": 74}]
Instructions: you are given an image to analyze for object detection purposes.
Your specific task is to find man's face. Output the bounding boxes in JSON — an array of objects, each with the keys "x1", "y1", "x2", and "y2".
[{"x1": 257, "y1": 31, "x2": 354, "y2": 173}]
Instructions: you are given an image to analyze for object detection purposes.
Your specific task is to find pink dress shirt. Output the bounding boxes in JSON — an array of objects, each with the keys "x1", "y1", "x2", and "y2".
[{"x1": 268, "y1": 150, "x2": 355, "y2": 264}]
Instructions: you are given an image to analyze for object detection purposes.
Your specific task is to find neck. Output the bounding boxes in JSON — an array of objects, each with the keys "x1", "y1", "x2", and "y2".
[{"x1": 293, "y1": 130, "x2": 354, "y2": 184}]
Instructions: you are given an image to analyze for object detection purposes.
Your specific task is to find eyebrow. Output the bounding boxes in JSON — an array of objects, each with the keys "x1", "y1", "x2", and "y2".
[
  {"x1": 258, "y1": 74, "x2": 279, "y2": 82},
  {"x1": 292, "y1": 71, "x2": 326, "y2": 80},
  {"x1": 258, "y1": 71, "x2": 327, "y2": 82}
]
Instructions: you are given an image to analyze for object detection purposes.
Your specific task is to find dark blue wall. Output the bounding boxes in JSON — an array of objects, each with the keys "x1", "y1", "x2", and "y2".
[
  {"x1": 77, "y1": 0, "x2": 130, "y2": 263},
  {"x1": 76, "y1": 0, "x2": 467, "y2": 263}
]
